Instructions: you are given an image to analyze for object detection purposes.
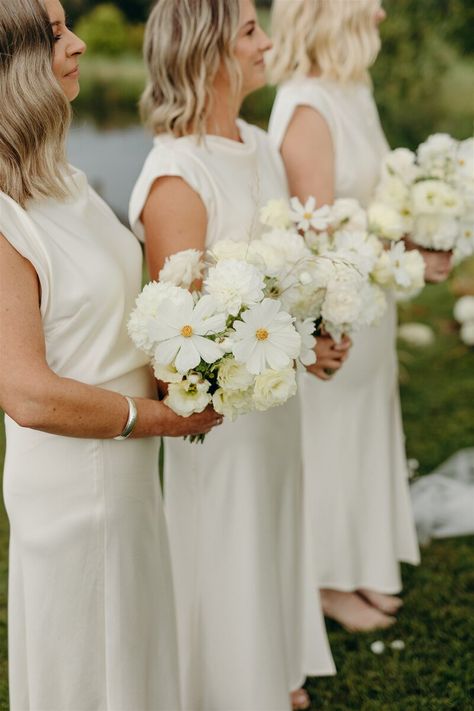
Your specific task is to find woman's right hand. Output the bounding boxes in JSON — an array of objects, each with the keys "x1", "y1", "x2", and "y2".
[
  {"x1": 158, "y1": 402, "x2": 223, "y2": 437},
  {"x1": 305, "y1": 334, "x2": 352, "y2": 381}
]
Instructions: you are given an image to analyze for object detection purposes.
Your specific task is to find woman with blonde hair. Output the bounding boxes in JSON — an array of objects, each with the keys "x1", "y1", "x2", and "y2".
[
  {"x1": 130, "y1": 0, "x2": 335, "y2": 708},
  {"x1": 267, "y1": 0, "x2": 451, "y2": 632},
  {"x1": 0, "y1": 1, "x2": 223, "y2": 708}
]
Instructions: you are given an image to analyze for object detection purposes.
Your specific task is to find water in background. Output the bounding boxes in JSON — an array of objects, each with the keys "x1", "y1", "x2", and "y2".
[{"x1": 68, "y1": 122, "x2": 152, "y2": 224}]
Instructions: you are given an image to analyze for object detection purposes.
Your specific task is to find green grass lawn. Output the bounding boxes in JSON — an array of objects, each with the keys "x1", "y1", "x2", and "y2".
[{"x1": 0, "y1": 261, "x2": 473, "y2": 709}]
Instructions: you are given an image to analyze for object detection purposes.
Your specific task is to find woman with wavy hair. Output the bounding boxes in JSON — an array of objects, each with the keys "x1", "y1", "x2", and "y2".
[
  {"x1": 130, "y1": 1, "x2": 335, "y2": 708},
  {"x1": 0, "y1": 1, "x2": 223, "y2": 708},
  {"x1": 268, "y1": 0, "x2": 451, "y2": 632}
]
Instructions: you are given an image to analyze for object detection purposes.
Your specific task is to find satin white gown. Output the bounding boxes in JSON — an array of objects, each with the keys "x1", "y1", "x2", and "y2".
[
  {"x1": 269, "y1": 78, "x2": 420, "y2": 593},
  {"x1": 130, "y1": 119, "x2": 335, "y2": 711},
  {"x1": 1, "y1": 170, "x2": 180, "y2": 710}
]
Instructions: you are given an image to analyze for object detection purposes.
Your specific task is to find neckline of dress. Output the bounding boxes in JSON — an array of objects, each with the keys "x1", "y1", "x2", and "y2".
[{"x1": 154, "y1": 119, "x2": 257, "y2": 155}]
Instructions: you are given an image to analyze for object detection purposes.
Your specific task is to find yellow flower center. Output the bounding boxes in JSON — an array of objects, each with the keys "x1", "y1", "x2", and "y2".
[
  {"x1": 304, "y1": 212, "x2": 313, "y2": 220},
  {"x1": 459, "y1": 158, "x2": 465, "y2": 166},
  {"x1": 181, "y1": 325, "x2": 193, "y2": 338},
  {"x1": 256, "y1": 328, "x2": 269, "y2": 341}
]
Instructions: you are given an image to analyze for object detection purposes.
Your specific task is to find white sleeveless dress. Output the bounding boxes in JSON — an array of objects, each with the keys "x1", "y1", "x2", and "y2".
[
  {"x1": 269, "y1": 79, "x2": 420, "y2": 593},
  {"x1": 130, "y1": 119, "x2": 335, "y2": 711},
  {"x1": 1, "y1": 169, "x2": 180, "y2": 711}
]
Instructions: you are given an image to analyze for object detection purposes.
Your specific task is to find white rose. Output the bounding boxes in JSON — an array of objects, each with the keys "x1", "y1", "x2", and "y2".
[
  {"x1": 397, "y1": 322, "x2": 435, "y2": 347},
  {"x1": 159, "y1": 248, "x2": 203, "y2": 288},
  {"x1": 412, "y1": 214, "x2": 459, "y2": 251},
  {"x1": 253, "y1": 367, "x2": 297, "y2": 411},
  {"x1": 204, "y1": 259, "x2": 265, "y2": 316},
  {"x1": 368, "y1": 202, "x2": 406, "y2": 241},
  {"x1": 217, "y1": 358, "x2": 255, "y2": 391},
  {"x1": 212, "y1": 387, "x2": 254, "y2": 421},
  {"x1": 259, "y1": 198, "x2": 291, "y2": 229},
  {"x1": 453, "y1": 296, "x2": 474, "y2": 324},
  {"x1": 460, "y1": 320, "x2": 474, "y2": 346},
  {"x1": 165, "y1": 377, "x2": 211, "y2": 417}
]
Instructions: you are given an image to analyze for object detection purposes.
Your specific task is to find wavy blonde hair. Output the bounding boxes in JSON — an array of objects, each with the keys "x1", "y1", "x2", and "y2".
[
  {"x1": 0, "y1": 0, "x2": 72, "y2": 206},
  {"x1": 268, "y1": 0, "x2": 382, "y2": 85},
  {"x1": 140, "y1": 0, "x2": 241, "y2": 137}
]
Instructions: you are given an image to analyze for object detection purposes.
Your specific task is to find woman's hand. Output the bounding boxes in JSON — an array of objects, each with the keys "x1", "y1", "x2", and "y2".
[
  {"x1": 404, "y1": 237, "x2": 453, "y2": 283},
  {"x1": 157, "y1": 402, "x2": 223, "y2": 437},
  {"x1": 305, "y1": 334, "x2": 352, "y2": 381}
]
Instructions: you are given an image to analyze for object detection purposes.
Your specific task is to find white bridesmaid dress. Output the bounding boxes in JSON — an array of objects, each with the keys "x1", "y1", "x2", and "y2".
[
  {"x1": 269, "y1": 78, "x2": 420, "y2": 594},
  {"x1": 130, "y1": 119, "x2": 335, "y2": 711},
  {"x1": 1, "y1": 170, "x2": 180, "y2": 711}
]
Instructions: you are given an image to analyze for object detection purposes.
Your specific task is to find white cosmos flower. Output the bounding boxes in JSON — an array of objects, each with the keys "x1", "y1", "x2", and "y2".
[
  {"x1": 159, "y1": 249, "x2": 204, "y2": 288},
  {"x1": 253, "y1": 367, "x2": 297, "y2": 411},
  {"x1": 454, "y1": 296, "x2": 474, "y2": 324},
  {"x1": 165, "y1": 376, "x2": 211, "y2": 416},
  {"x1": 259, "y1": 198, "x2": 291, "y2": 229},
  {"x1": 150, "y1": 291, "x2": 226, "y2": 373},
  {"x1": 387, "y1": 242, "x2": 425, "y2": 298},
  {"x1": 412, "y1": 214, "x2": 459, "y2": 251},
  {"x1": 204, "y1": 259, "x2": 265, "y2": 316},
  {"x1": 289, "y1": 196, "x2": 331, "y2": 232},
  {"x1": 128, "y1": 281, "x2": 189, "y2": 355},
  {"x1": 295, "y1": 318, "x2": 317, "y2": 366},
  {"x1": 231, "y1": 298, "x2": 301, "y2": 375}
]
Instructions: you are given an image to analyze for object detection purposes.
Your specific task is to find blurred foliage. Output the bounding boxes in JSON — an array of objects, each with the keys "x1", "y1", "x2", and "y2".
[{"x1": 74, "y1": 4, "x2": 144, "y2": 56}]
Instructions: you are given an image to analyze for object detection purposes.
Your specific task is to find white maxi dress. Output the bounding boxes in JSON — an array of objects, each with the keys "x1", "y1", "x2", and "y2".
[
  {"x1": 130, "y1": 119, "x2": 335, "y2": 711},
  {"x1": 269, "y1": 78, "x2": 420, "y2": 594},
  {"x1": 1, "y1": 169, "x2": 180, "y2": 711}
]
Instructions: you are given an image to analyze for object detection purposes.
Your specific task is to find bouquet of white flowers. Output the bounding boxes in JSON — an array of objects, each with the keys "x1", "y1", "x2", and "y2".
[
  {"x1": 369, "y1": 134, "x2": 474, "y2": 263},
  {"x1": 127, "y1": 253, "x2": 302, "y2": 440}
]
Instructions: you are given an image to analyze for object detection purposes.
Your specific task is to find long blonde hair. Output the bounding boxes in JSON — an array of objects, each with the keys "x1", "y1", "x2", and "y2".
[
  {"x1": 0, "y1": 0, "x2": 72, "y2": 206},
  {"x1": 140, "y1": 0, "x2": 241, "y2": 137},
  {"x1": 268, "y1": 0, "x2": 382, "y2": 85}
]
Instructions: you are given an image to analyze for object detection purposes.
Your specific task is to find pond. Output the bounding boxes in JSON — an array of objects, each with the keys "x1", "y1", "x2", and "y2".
[{"x1": 67, "y1": 121, "x2": 152, "y2": 223}]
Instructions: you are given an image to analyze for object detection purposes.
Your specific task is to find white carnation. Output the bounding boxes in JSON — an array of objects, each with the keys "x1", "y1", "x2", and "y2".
[
  {"x1": 383, "y1": 147, "x2": 419, "y2": 183},
  {"x1": 321, "y1": 284, "x2": 363, "y2": 330},
  {"x1": 417, "y1": 133, "x2": 457, "y2": 175},
  {"x1": 260, "y1": 198, "x2": 291, "y2": 229},
  {"x1": 356, "y1": 283, "x2": 387, "y2": 328},
  {"x1": 253, "y1": 367, "x2": 297, "y2": 411},
  {"x1": 412, "y1": 214, "x2": 459, "y2": 251},
  {"x1": 261, "y1": 228, "x2": 310, "y2": 266},
  {"x1": 412, "y1": 180, "x2": 462, "y2": 217},
  {"x1": 247, "y1": 240, "x2": 286, "y2": 276},
  {"x1": 209, "y1": 240, "x2": 250, "y2": 263},
  {"x1": 453, "y1": 296, "x2": 474, "y2": 324},
  {"x1": 376, "y1": 175, "x2": 412, "y2": 211},
  {"x1": 333, "y1": 230, "x2": 379, "y2": 277},
  {"x1": 204, "y1": 259, "x2": 265, "y2": 316},
  {"x1": 372, "y1": 251, "x2": 393, "y2": 286},
  {"x1": 165, "y1": 377, "x2": 211, "y2": 417},
  {"x1": 159, "y1": 249, "x2": 203, "y2": 288}
]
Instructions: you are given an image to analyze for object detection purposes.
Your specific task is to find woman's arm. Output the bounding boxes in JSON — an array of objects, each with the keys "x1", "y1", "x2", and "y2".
[
  {"x1": 280, "y1": 105, "x2": 351, "y2": 378},
  {"x1": 0, "y1": 234, "x2": 221, "y2": 438},
  {"x1": 142, "y1": 176, "x2": 207, "y2": 280}
]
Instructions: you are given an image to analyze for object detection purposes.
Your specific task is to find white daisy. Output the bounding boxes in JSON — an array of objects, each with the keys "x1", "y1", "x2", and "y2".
[
  {"x1": 150, "y1": 291, "x2": 226, "y2": 373},
  {"x1": 289, "y1": 196, "x2": 331, "y2": 232},
  {"x1": 231, "y1": 298, "x2": 301, "y2": 375}
]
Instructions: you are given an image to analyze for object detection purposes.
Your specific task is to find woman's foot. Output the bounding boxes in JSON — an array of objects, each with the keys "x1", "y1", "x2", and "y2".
[
  {"x1": 358, "y1": 588, "x2": 403, "y2": 615},
  {"x1": 290, "y1": 688, "x2": 311, "y2": 710},
  {"x1": 320, "y1": 588, "x2": 396, "y2": 632}
]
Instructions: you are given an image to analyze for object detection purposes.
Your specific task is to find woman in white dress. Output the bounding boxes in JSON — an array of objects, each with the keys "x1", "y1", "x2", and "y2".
[
  {"x1": 130, "y1": 1, "x2": 335, "y2": 709},
  {"x1": 0, "y1": 2, "x2": 222, "y2": 709},
  {"x1": 268, "y1": 0, "x2": 451, "y2": 632}
]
